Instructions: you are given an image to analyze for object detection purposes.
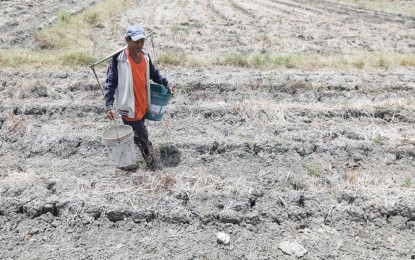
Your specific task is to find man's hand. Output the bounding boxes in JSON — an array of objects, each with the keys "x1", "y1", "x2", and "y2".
[
  {"x1": 167, "y1": 84, "x2": 175, "y2": 97},
  {"x1": 106, "y1": 109, "x2": 117, "y2": 120}
]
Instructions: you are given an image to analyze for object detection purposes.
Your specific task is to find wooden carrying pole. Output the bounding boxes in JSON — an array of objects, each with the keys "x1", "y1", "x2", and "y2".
[{"x1": 89, "y1": 46, "x2": 127, "y2": 68}]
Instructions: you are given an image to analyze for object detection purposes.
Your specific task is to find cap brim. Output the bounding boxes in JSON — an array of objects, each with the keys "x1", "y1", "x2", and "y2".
[{"x1": 131, "y1": 35, "x2": 146, "y2": 41}]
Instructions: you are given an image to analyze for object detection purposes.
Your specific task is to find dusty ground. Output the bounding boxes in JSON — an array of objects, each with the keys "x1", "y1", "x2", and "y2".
[{"x1": 1, "y1": 0, "x2": 415, "y2": 259}]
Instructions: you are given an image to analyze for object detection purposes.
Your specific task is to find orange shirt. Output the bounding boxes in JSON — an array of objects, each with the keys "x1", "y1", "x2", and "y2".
[{"x1": 123, "y1": 52, "x2": 147, "y2": 121}]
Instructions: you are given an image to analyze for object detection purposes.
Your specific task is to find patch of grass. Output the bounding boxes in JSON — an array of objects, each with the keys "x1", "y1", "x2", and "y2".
[
  {"x1": 0, "y1": 0, "x2": 129, "y2": 69},
  {"x1": 0, "y1": 49, "x2": 48, "y2": 69},
  {"x1": 158, "y1": 51, "x2": 188, "y2": 66},
  {"x1": 0, "y1": 49, "x2": 96, "y2": 69},
  {"x1": 372, "y1": 135, "x2": 385, "y2": 144},
  {"x1": 187, "y1": 52, "x2": 414, "y2": 71},
  {"x1": 251, "y1": 54, "x2": 295, "y2": 68},
  {"x1": 177, "y1": 0, "x2": 189, "y2": 7},
  {"x1": 214, "y1": 54, "x2": 297, "y2": 68},
  {"x1": 35, "y1": 29, "x2": 71, "y2": 49},
  {"x1": 320, "y1": 53, "x2": 415, "y2": 71},
  {"x1": 61, "y1": 51, "x2": 96, "y2": 66},
  {"x1": 377, "y1": 55, "x2": 389, "y2": 70},
  {"x1": 223, "y1": 54, "x2": 249, "y2": 67},
  {"x1": 83, "y1": 11, "x2": 100, "y2": 25},
  {"x1": 171, "y1": 25, "x2": 189, "y2": 35},
  {"x1": 190, "y1": 20, "x2": 203, "y2": 29},
  {"x1": 359, "y1": 143, "x2": 371, "y2": 151},
  {"x1": 234, "y1": 131, "x2": 253, "y2": 142},
  {"x1": 31, "y1": 81, "x2": 48, "y2": 97},
  {"x1": 352, "y1": 59, "x2": 365, "y2": 69},
  {"x1": 401, "y1": 177, "x2": 413, "y2": 188},
  {"x1": 58, "y1": 10, "x2": 71, "y2": 25},
  {"x1": 400, "y1": 55, "x2": 415, "y2": 67},
  {"x1": 2, "y1": 38, "x2": 414, "y2": 70},
  {"x1": 230, "y1": 187, "x2": 239, "y2": 194},
  {"x1": 306, "y1": 164, "x2": 322, "y2": 177},
  {"x1": 171, "y1": 25, "x2": 181, "y2": 34},
  {"x1": 34, "y1": 0, "x2": 128, "y2": 50}
]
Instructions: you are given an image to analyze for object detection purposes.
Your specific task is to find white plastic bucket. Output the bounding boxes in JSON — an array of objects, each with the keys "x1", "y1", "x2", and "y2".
[{"x1": 102, "y1": 125, "x2": 136, "y2": 167}]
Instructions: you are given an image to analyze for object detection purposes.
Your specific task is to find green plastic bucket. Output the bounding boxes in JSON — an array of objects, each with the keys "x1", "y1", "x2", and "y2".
[{"x1": 145, "y1": 83, "x2": 172, "y2": 121}]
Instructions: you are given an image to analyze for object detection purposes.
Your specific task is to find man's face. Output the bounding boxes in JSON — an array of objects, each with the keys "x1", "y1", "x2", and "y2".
[{"x1": 127, "y1": 38, "x2": 145, "y2": 52}]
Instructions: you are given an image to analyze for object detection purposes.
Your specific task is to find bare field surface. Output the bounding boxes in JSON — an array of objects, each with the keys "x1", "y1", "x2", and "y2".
[{"x1": 1, "y1": 0, "x2": 415, "y2": 259}]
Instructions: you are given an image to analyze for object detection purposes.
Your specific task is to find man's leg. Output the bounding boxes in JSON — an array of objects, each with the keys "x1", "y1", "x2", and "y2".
[{"x1": 122, "y1": 118, "x2": 162, "y2": 170}]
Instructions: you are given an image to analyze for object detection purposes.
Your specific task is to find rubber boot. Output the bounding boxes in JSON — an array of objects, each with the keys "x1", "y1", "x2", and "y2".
[
  {"x1": 144, "y1": 144, "x2": 162, "y2": 171},
  {"x1": 145, "y1": 154, "x2": 162, "y2": 171}
]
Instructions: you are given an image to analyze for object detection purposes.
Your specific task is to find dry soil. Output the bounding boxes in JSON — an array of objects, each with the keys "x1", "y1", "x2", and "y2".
[{"x1": 1, "y1": 0, "x2": 415, "y2": 259}]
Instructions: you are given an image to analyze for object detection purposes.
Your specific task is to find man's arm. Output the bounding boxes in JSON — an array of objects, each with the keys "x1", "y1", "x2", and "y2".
[
  {"x1": 147, "y1": 55, "x2": 170, "y2": 86},
  {"x1": 104, "y1": 56, "x2": 118, "y2": 109},
  {"x1": 148, "y1": 55, "x2": 175, "y2": 95},
  {"x1": 104, "y1": 56, "x2": 118, "y2": 120}
]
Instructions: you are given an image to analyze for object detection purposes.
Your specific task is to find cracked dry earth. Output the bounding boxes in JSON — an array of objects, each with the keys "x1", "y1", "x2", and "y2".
[{"x1": 1, "y1": 0, "x2": 415, "y2": 259}]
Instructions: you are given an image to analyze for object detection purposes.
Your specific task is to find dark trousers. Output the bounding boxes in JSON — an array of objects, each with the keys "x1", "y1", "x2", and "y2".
[{"x1": 122, "y1": 117, "x2": 153, "y2": 161}]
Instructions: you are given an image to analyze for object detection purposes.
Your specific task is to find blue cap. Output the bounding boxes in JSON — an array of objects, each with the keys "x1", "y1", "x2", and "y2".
[{"x1": 125, "y1": 25, "x2": 146, "y2": 41}]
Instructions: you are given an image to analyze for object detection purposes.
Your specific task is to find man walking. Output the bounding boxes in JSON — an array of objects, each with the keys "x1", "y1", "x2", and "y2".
[{"x1": 104, "y1": 25, "x2": 174, "y2": 170}]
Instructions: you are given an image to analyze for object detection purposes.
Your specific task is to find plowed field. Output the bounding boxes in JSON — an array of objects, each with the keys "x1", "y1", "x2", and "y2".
[{"x1": 1, "y1": 0, "x2": 415, "y2": 259}]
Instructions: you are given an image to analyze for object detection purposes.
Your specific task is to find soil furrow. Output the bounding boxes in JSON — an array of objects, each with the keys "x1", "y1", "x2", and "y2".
[
  {"x1": 315, "y1": 0, "x2": 415, "y2": 26},
  {"x1": 2, "y1": 0, "x2": 415, "y2": 258},
  {"x1": 263, "y1": 0, "x2": 324, "y2": 17}
]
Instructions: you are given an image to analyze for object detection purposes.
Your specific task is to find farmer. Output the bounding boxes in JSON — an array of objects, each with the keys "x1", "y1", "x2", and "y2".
[{"x1": 104, "y1": 25, "x2": 174, "y2": 170}]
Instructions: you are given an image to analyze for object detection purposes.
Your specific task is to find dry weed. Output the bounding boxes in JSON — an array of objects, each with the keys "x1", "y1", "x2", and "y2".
[
  {"x1": 343, "y1": 169, "x2": 391, "y2": 188},
  {"x1": 159, "y1": 173, "x2": 177, "y2": 191},
  {"x1": 6, "y1": 112, "x2": 25, "y2": 134},
  {"x1": 171, "y1": 170, "x2": 222, "y2": 197},
  {"x1": 1, "y1": 169, "x2": 11, "y2": 179}
]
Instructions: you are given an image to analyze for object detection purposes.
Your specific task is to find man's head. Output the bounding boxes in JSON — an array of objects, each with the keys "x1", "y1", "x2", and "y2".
[
  {"x1": 125, "y1": 25, "x2": 146, "y2": 53},
  {"x1": 125, "y1": 25, "x2": 146, "y2": 41}
]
